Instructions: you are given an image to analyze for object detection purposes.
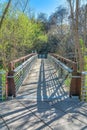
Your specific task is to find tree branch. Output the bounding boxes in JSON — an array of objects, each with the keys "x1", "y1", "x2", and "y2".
[{"x1": 0, "y1": 0, "x2": 12, "y2": 29}]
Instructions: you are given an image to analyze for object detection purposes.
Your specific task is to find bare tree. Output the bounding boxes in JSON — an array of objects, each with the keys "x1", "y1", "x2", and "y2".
[
  {"x1": 83, "y1": 4, "x2": 87, "y2": 45},
  {"x1": 14, "y1": 0, "x2": 30, "y2": 13},
  {"x1": 37, "y1": 13, "x2": 49, "y2": 33},
  {"x1": 0, "y1": 0, "x2": 12, "y2": 29},
  {"x1": 67, "y1": 0, "x2": 84, "y2": 71},
  {"x1": 23, "y1": 0, "x2": 29, "y2": 13}
]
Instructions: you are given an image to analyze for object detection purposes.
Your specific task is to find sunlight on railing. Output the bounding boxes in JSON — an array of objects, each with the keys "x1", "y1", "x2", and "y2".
[
  {"x1": 14, "y1": 55, "x2": 37, "y2": 93},
  {"x1": 48, "y1": 55, "x2": 72, "y2": 94}
]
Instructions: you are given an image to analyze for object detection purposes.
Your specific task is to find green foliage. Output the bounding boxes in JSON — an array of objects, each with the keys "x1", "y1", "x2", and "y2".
[
  {"x1": 0, "y1": 7, "x2": 48, "y2": 69},
  {"x1": 84, "y1": 56, "x2": 87, "y2": 71},
  {"x1": 79, "y1": 38, "x2": 87, "y2": 71},
  {"x1": 79, "y1": 38, "x2": 85, "y2": 53},
  {"x1": 79, "y1": 38, "x2": 84, "y2": 47},
  {"x1": 64, "y1": 75, "x2": 71, "y2": 91}
]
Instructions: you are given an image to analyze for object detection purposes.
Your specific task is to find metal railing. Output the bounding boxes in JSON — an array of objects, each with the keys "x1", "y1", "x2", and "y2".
[
  {"x1": 48, "y1": 55, "x2": 73, "y2": 94},
  {"x1": 48, "y1": 54, "x2": 84, "y2": 99},
  {"x1": 81, "y1": 72, "x2": 87, "y2": 101},
  {"x1": 14, "y1": 55, "x2": 37, "y2": 93},
  {"x1": 50, "y1": 53, "x2": 77, "y2": 71},
  {"x1": 7, "y1": 54, "x2": 37, "y2": 97},
  {"x1": 0, "y1": 71, "x2": 6, "y2": 101}
]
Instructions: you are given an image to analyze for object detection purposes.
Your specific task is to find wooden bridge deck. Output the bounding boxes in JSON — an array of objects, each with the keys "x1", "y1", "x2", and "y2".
[{"x1": 0, "y1": 59, "x2": 87, "y2": 130}]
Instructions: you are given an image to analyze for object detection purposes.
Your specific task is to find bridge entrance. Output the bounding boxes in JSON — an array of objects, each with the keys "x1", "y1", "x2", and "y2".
[
  {"x1": 0, "y1": 55, "x2": 87, "y2": 130},
  {"x1": 17, "y1": 58, "x2": 70, "y2": 101},
  {"x1": 5, "y1": 53, "x2": 82, "y2": 101},
  {"x1": 38, "y1": 53, "x2": 48, "y2": 59}
]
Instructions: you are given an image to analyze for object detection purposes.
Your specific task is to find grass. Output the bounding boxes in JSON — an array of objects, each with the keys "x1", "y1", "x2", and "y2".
[{"x1": 64, "y1": 74, "x2": 72, "y2": 92}]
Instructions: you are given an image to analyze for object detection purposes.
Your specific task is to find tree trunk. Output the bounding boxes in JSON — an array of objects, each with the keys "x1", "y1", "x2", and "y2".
[
  {"x1": 67, "y1": 0, "x2": 84, "y2": 71},
  {"x1": 75, "y1": 0, "x2": 83, "y2": 71}
]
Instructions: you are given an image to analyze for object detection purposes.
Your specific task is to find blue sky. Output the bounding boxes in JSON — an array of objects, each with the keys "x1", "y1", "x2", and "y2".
[
  {"x1": 0, "y1": 0, "x2": 87, "y2": 17},
  {"x1": 30, "y1": 0, "x2": 67, "y2": 17}
]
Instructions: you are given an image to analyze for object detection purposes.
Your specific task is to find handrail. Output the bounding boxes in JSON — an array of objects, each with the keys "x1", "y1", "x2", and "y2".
[
  {"x1": 6, "y1": 54, "x2": 38, "y2": 97},
  {"x1": 14, "y1": 56, "x2": 35, "y2": 73},
  {"x1": 50, "y1": 53, "x2": 76, "y2": 64},
  {"x1": 48, "y1": 54, "x2": 72, "y2": 96},
  {"x1": 48, "y1": 54, "x2": 81, "y2": 99},
  {"x1": 50, "y1": 53, "x2": 77, "y2": 71},
  {"x1": 82, "y1": 71, "x2": 87, "y2": 75},
  {"x1": 48, "y1": 55, "x2": 73, "y2": 73},
  {"x1": 8, "y1": 53, "x2": 36, "y2": 71}
]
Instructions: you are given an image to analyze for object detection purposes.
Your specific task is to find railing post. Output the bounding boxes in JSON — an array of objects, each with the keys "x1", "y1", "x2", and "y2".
[
  {"x1": 6, "y1": 53, "x2": 37, "y2": 98},
  {"x1": 70, "y1": 71, "x2": 81, "y2": 99},
  {"x1": 68, "y1": 61, "x2": 81, "y2": 99},
  {"x1": 6, "y1": 63, "x2": 16, "y2": 97},
  {"x1": 72, "y1": 63, "x2": 77, "y2": 72}
]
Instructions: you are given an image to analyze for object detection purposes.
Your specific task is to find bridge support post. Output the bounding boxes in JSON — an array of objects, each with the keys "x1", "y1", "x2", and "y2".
[
  {"x1": 70, "y1": 72, "x2": 81, "y2": 99},
  {"x1": 6, "y1": 62, "x2": 16, "y2": 98},
  {"x1": 6, "y1": 71, "x2": 16, "y2": 97}
]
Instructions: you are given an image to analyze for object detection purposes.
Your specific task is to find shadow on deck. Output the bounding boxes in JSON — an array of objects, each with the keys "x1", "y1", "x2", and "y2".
[{"x1": 0, "y1": 59, "x2": 87, "y2": 130}]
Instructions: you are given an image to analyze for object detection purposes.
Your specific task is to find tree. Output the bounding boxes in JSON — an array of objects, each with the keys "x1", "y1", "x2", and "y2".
[
  {"x1": 0, "y1": 8, "x2": 48, "y2": 69},
  {"x1": 0, "y1": 0, "x2": 12, "y2": 29},
  {"x1": 78, "y1": 4, "x2": 87, "y2": 46},
  {"x1": 37, "y1": 13, "x2": 49, "y2": 33},
  {"x1": 49, "y1": 6, "x2": 67, "y2": 33},
  {"x1": 67, "y1": 0, "x2": 84, "y2": 71},
  {"x1": 48, "y1": 6, "x2": 69, "y2": 56}
]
